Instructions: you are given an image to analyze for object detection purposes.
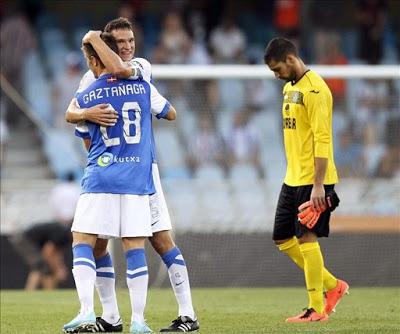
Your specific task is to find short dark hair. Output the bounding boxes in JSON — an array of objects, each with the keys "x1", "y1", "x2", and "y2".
[
  {"x1": 82, "y1": 33, "x2": 118, "y2": 67},
  {"x1": 264, "y1": 37, "x2": 298, "y2": 64},
  {"x1": 104, "y1": 17, "x2": 134, "y2": 33}
]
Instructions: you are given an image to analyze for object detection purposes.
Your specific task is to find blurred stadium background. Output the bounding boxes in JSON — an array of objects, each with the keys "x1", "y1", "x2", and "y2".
[{"x1": 0, "y1": 0, "x2": 399, "y2": 289}]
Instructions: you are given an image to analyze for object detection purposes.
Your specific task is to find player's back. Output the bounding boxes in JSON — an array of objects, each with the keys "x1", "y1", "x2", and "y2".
[
  {"x1": 77, "y1": 58, "x2": 159, "y2": 163},
  {"x1": 76, "y1": 74, "x2": 155, "y2": 195}
]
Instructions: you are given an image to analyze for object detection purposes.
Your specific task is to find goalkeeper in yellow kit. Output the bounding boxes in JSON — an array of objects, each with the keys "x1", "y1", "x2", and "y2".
[{"x1": 264, "y1": 37, "x2": 349, "y2": 322}]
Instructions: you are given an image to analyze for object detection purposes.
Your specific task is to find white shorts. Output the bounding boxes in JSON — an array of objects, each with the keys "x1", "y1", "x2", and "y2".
[
  {"x1": 150, "y1": 163, "x2": 172, "y2": 233},
  {"x1": 72, "y1": 193, "x2": 152, "y2": 238}
]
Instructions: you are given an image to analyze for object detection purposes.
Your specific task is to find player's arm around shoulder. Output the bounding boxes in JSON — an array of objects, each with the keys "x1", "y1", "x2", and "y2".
[
  {"x1": 83, "y1": 30, "x2": 134, "y2": 79},
  {"x1": 65, "y1": 97, "x2": 117, "y2": 127},
  {"x1": 105, "y1": 56, "x2": 151, "y2": 81}
]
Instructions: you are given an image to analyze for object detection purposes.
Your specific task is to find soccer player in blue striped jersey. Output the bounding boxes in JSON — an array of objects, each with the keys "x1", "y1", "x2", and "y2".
[
  {"x1": 66, "y1": 18, "x2": 199, "y2": 333},
  {"x1": 63, "y1": 33, "x2": 175, "y2": 334}
]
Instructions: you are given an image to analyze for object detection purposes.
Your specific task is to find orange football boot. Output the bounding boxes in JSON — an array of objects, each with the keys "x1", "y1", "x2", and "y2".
[
  {"x1": 324, "y1": 279, "x2": 350, "y2": 314},
  {"x1": 286, "y1": 308, "x2": 329, "y2": 323}
]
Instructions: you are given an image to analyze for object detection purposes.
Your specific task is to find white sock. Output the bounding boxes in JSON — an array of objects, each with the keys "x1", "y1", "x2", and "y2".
[
  {"x1": 162, "y1": 247, "x2": 195, "y2": 319},
  {"x1": 95, "y1": 253, "x2": 120, "y2": 324},
  {"x1": 72, "y1": 244, "x2": 96, "y2": 314},
  {"x1": 126, "y1": 248, "x2": 148, "y2": 324}
]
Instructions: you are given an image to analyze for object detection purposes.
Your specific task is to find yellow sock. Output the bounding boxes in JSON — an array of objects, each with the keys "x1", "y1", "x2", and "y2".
[
  {"x1": 278, "y1": 237, "x2": 337, "y2": 291},
  {"x1": 322, "y1": 266, "x2": 338, "y2": 291},
  {"x1": 299, "y1": 242, "x2": 324, "y2": 314},
  {"x1": 278, "y1": 237, "x2": 304, "y2": 268}
]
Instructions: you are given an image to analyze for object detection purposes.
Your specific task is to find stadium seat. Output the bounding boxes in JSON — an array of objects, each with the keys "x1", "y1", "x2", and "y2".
[
  {"x1": 41, "y1": 28, "x2": 67, "y2": 51},
  {"x1": 218, "y1": 79, "x2": 245, "y2": 111},
  {"x1": 162, "y1": 180, "x2": 201, "y2": 230},
  {"x1": 194, "y1": 163, "x2": 225, "y2": 180},
  {"x1": 43, "y1": 129, "x2": 84, "y2": 180},
  {"x1": 153, "y1": 127, "x2": 190, "y2": 179},
  {"x1": 23, "y1": 58, "x2": 52, "y2": 125},
  {"x1": 229, "y1": 163, "x2": 259, "y2": 180},
  {"x1": 175, "y1": 107, "x2": 196, "y2": 144},
  {"x1": 232, "y1": 186, "x2": 268, "y2": 231},
  {"x1": 23, "y1": 50, "x2": 44, "y2": 80},
  {"x1": 73, "y1": 27, "x2": 90, "y2": 50},
  {"x1": 216, "y1": 110, "x2": 233, "y2": 138},
  {"x1": 195, "y1": 180, "x2": 236, "y2": 230},
  {"x1": 335, "y1": 179, "x2": 366, "y2": 214}
]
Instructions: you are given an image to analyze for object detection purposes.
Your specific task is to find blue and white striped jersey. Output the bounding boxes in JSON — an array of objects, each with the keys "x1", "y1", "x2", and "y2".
[{"x1": 75, "y1": 73, "x2": 170, "y2": 195}]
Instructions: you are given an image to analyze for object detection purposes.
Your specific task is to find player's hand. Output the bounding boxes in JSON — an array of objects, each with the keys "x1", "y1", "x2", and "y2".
[
  {"x1": 310, "y1": 184, "x2": 326, "y2": 211},
  {"x1": 82, "y1": 30, "x2": 102, "y2": 43},
  {"x1": 297, "y1": 201, "x2": 322, "y2": 229},
  {"x1": 83, "y1": 103, "x2": 118, "y2": 127}
]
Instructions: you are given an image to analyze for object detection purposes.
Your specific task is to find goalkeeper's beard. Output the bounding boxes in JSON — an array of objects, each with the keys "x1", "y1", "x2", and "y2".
[{"x1": 285, "y1": 70, "x2": 297, "y2": 82}]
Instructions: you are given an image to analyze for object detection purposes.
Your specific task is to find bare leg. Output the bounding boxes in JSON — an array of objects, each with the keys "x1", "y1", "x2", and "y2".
[{"x1": 25, "y1": 271, "x2": 42, "y2": 290}]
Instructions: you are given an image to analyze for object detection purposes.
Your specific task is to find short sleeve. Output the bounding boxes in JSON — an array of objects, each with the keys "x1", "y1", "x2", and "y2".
[
  {"x1": 75, "y1": 122, "x2": 90, "y2": 139},
  {"x1": 150, "y1": 83, "x2": 170, "y2": 119}
]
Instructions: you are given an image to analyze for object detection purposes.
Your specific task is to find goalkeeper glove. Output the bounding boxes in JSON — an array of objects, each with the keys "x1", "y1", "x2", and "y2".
[
  {"x1": 297, "y1": 201, "x2": 323, "y2": 229},
  {"x1": 297, "y1": 190, "x2": 340, "y2": 229}
]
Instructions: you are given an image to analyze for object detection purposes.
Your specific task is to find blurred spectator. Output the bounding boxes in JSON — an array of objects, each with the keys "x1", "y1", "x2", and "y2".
[
  {"x1": 317, "y1": 33, "x2": 348, "y2": 107},
  {"x1": 245, "y1": 55, "x2": 280, "y2": 112},
  {"x1": 362, "y1": 124, "x2": 386, "y2": 177},
  {"x1": 307, "y1": 0, "x2": 353, "y2": 62},
  {"x1": 187, "y1": 38, "x2": 211, "y2": 65},
  {"x1": 49, "y1": 172, "x2": 81, "y2": 226},
  {"x1": 353, "y1": 80, "x2": 393, "y2": 159},
  {"x1": 187, "y1": 11, "x2": 211, "y2": 65},
  {"x1": 273, "y1": 0, "x2": 301, "y2": 41},
  {"x1": 356, "y1": 0, "x2": 387, "y2": 64},
  {"x1": 334, "y1": 127, "x2": 364, "y2": 177},
  {"x1": 205, "y1": 80, "x2": 220, "y2": 113},
  {"x1": 225, "y1": 109, "x2": 263, "y2": 177},
  {"x1": 352, "y1": 79, "x2": 391, "y2": 141},
  {"x1": 0, "y1": 10, "x2": 36, "y2": 125},
  {"x1": 9, "y1": 172, "x2": 80, "y2": 290},
  {"x1": 209, "y1": 15, "x2": 246, "y2": 63},
  {"x1": 188, "y1": 117, "x2": 226, "y2": 173},
  {"x1": 375, "y1": 116, "x2": 400, "y2": 178},
  {"x1": 152, "y1": 11, "x2": 191, "y2": 64},
  {"x1": 10, "y1": 221, "x2": 72, "y2": 290},
  {"x1": 51, "y1": 52, "x2": 83, "y2": 128}
]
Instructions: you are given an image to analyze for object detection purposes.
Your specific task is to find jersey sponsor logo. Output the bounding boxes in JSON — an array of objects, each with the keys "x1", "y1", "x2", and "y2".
[
  {"x1": 284, "y1": 91, "x2": 304, "y2": 105},
  {"x1": 97, "y1": 152, "x2": 141, "y2": 167},
  {"x1": 283, "y1": 117, "x2": 296, "y2": 129},
  {"x1": 284, "y1": 103, "x2": 290, "y2": 114},
  {"x1": 97, "y1": 152, "x2": 113, "y2": 167}
]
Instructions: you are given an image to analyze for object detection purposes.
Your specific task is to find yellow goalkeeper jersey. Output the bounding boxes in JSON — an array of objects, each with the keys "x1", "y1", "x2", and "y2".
[{"x1": 281, "y1": 70, "x2": 338, "y2": 186}]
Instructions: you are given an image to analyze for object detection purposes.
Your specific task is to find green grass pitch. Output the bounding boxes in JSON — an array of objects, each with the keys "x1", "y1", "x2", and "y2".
[{"x1": 1, "y1": 287, "x2": 399, "y2": 333}]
